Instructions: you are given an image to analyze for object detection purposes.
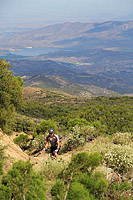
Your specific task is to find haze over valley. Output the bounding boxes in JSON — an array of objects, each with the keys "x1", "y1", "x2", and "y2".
[
  {"x1": 0, "y1": 0, "x2": 133, "y2": 96},
  {"x1": 0, "y1": 21, "x2": 133, "y2": 95}
]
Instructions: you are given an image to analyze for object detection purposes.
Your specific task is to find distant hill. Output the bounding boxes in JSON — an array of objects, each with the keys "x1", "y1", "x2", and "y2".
[
  {"x1": 1, "y1": 21, "x2": 133, "y2": 95},
  {"x1": 0, "y1": 21, "x2": 133, "y2": 51},
  {"x1": 10, "y1": 59, "x2": 132, "y2": 94},
  {"x1": 23, "y1": 75, "x2": 120, "y2": 98}
]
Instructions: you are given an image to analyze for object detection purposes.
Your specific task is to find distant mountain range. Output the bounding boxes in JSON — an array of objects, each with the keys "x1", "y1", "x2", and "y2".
[
  {"x1": 0, "y1": 21, "x2": 133, "y2": 50},
  {"x1": 10, "y1": 59, "x2": 132, "y2": 95},
  {"x1": 0, "y1": 21, "x2": 133, "y2": 95}
]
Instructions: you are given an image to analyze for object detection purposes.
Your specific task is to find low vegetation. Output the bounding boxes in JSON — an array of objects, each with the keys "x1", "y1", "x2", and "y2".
[{"x1": 0, "y1": 59, "x2": 133, "y2": 200}]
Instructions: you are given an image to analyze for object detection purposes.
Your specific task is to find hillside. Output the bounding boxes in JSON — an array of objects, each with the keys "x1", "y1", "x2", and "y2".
[
  {"x1": 0, "y1": 130, "x2": 29, "y2": 172},
  {"x1": 23, "y1": 78, "x2": 120, "y2": 98},
  {"x1": 1, "y1": 21, "x2": 133, "y2": 50},
  {"x1": 0, "y1": 21, "x2": 133, "y2": 95},
  {"x1": 9, "y1": 59, "x2": 132, "y2": 94}
]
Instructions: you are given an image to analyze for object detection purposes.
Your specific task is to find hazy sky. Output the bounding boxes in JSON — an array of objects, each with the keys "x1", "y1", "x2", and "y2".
[{"x1": 0, "y1": 0, "x2": 133, "y2": 28}]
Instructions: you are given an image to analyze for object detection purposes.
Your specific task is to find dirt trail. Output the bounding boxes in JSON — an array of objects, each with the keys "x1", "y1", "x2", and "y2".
[{"x1": 0, "y1": 130, "x2": 73, "y2": 172}]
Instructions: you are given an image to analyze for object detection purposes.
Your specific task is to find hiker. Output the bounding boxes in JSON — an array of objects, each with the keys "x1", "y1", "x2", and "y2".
[{"x1": 43, "y1": 128, "x2": 61, "y2": 158}]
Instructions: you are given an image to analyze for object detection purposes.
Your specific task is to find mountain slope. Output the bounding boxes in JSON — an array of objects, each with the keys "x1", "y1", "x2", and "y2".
[
  {"x1": 0, "y1": 21, "x2": 133, "y2": 50},
  {"x1": 10, "y1": 59, "x2": 132, "y2": 94}
]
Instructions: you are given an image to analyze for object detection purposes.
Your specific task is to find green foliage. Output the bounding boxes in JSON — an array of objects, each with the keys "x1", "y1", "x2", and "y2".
[
  {"x1": 42, "y1": 158, "x2": 67, "y2": 181},
  {"x1": 70, "y1": 152, "x2": 103, "y2": 173},
  {"x1": 107, "y1": 181, "x2": 132, "y2": 200},
  {"x1": 19, "y1": 97, "x2": 133, "y2": 135},
  {"x1": 0, "y1": 161, "x2": 4, "y2": 175},
  {"x1": 92, "y1": 121, "x2": 106, "y2": 135},
  {"x1": 13, "y1": 115, "x2": 36, "y2": 134},
  {"x1": 67, "y1": 182, "x2": 94, "y2": 200},
  {"x1": 63, "y1": 125, "x2": 86, "y2": 151},
  {"x1": 104, "y1": 145, "x2": 133, "y2": 173},
  {"x1": 32, "y1": 134, "x2": 46, "y2": 151},
  {"x1": 84, "y1": 172, "x2": 108, "y2": 195},
  {"x1": 51, "y1": 180, "x2": 66, "y2": 200},
  {"x1": 0, "y1": 145, "x2": 6, "y2": 175},
  {"x1": 34, "y1": 119, "x2": 57, "y2": 136},
  {"x1": 1, "y1": 160, "x2": 46, "y2": 200},
  {"x1": 0, "y1": 59, "x2": 23, "y2": 134},
  {"x1": 0, "y1": 184, "x2": 11, "y2": 200},
  {"x1": 13, "y1": 134, "x2": 29, "y2": 150},
  {"x1": 54, "y1": 152, "x2": 104, "y2": 200},
  {"x1": 67, "y1": 118, "x2": 91, "y2": 130},
  {"x1": 112, "y1": 132, "x2": 132, "y2": 145}
]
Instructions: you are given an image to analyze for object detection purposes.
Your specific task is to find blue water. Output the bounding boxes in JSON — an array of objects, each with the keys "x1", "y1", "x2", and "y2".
[{"x1": 10, "y1": 47, "x2": 60, "y2": 56}]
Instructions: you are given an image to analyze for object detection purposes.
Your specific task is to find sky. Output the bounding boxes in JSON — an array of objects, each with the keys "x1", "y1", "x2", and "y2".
[{"x1": 0, "y1": 0, "x2": 133, "y2": 28}]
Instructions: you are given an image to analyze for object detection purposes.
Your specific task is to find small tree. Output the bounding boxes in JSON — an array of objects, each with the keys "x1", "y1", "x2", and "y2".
[
  {"x1": 13, "y1": 134, "x2": 29, "y2": 150},
  {"x1": 52, "y1": 152, "x2": 107, "y2": 200},
  {"x1": 0, "y1": 59, "x2": 23, "y2": 134},
  {"x1": 1, "y1": 160, "x2": 46, "y2": 200}
]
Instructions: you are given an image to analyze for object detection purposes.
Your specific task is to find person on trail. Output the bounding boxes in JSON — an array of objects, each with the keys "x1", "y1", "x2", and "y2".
[{"x1": 43, "y1": 128, "x2": 61, "y2": 158}]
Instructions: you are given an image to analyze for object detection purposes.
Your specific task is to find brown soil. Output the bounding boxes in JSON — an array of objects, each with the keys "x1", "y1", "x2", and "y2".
[{"x1": 0, "y1": 130, "x2": 73, "y2": 173}]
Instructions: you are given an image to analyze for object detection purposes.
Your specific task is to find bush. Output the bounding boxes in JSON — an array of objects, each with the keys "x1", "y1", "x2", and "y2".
[
  {"x1": 0, "y1": 145, "x2": 6, "y2": 175},
  {"x1": 0, "y1": 161, "x2": 4, "y2": 175},
  {"x1": 70, "y1": 152, "x2": 103, "y2": 173},
  {"x1": 67, "y1": 182, "x2": 93, "y2": 200},
  {"x1": 107, "y1": 181, "x2": 132, "y2": 200},
  {"x1": 42, "y1": 158, "x2": 67, "y2": 181},
  {"x1": 84, "y1": 136, "x2": 112, "y2": 156},
  {"x1": 112, "y1": 132, "x2": 132, "y2": 145},
  {"x1": 34, "y1": 119, "x2": 57, "y2": 136},
  {"x1": 67, "y1": 118, "x2": 91, "y2": 131},
  {"x1": 63, "y1": 125, "x2": 85, "y2": 151},
  {"x1": 31, "y1": 134, "x2": 46, "y2": 151},
  {"x1": 13, "y1": 115, "x2": 35, "y2": 134},
  {"x1": 51, "y1": 180, "x2": 65, "y2": 200},
  {"x1": 85, "y1": 172, "x2": 108, "y2": 196},
  {"x1": 1, "y1": 160, "x2": 46, "y2": 200},
  {"x1": 0, "y1": 184, "x2": 11, "y2": 200},
  {"x1": 79, "y1": 125, "x2": 96, "y2": 138},
  {"x1": 104, "y1": 145, "x2": 133, "y2": 173},
  {"x1": 52, "y1": 152, "x2": 106, "y2": 200},
  {"x1": 13, "y1": 134, "x2": 29, "y2": 150}
]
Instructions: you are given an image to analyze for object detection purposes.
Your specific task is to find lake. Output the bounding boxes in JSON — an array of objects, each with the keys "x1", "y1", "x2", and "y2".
[{"x1": 10, "y1": 47, "x2": 60, "y2": 56}]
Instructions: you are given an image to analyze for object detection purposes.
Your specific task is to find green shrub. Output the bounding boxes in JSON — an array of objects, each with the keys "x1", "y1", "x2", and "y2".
[
  {"x1": 70, "y1": 152, "x2": 102, "y2": 173},
  {"x1": 53, "y1": 152, "x2": 106, "y2": 200},
  {"x1": 107, "y1": 181, "x2": 132, "y2": 200},
  {"x1": 63, "y1": 125, "x2": 86, "y2": 151},
  {"x1": 13, "y1": 115, "x2": 36, "y2": 134},
  {"x1": 51, "y1": 180, "x2": 65, "y2": 200},
  {"x1": 85, "y1": 172, "x2": 108, "y2": 196},
  {"x1": 67, "y1": 118, "x2": 91, "y2": 130},
  {"x1": 0, "y1": 161, "x2": 4, "y2": 175},
  {"x1": 72, "y1": 171, "x2": 108, "y2": 197},
  {"x1": 0, "y1": 145, "x2": 6, "y2": 175},
  {"x1": 79, "y1": 125, "x2": 96, "y2": 138},
  {"x1": 31, "y1": 134, "x2": 46, "y2": 151},
  {"x1": 13, "y1": 134, "x2": 29, "y2": 150},
  {"x1": 92, "y1": 121, "x2": 106, "y2": 135},
  {"x1": 67, "y1": 182, "x2": 91, "y2": 200},
  {"x1": 1, "y1": 160, "x2": 46, "y2": 200},
  {"x1": 112, "y1": 132, "x2": 132, "y2": 145},
  {"x1": 34, "y1": 119, "x2": 57, "y2": 136},
  {"x1": 42, "y1": 158, "x2": 67, "y2": 181},
  {"x1": 104, "y1": 145, "x2": 133, "y2": 173},
  {"x1": 0, "y1": 184, "x2": 11, "y2": 200}
]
